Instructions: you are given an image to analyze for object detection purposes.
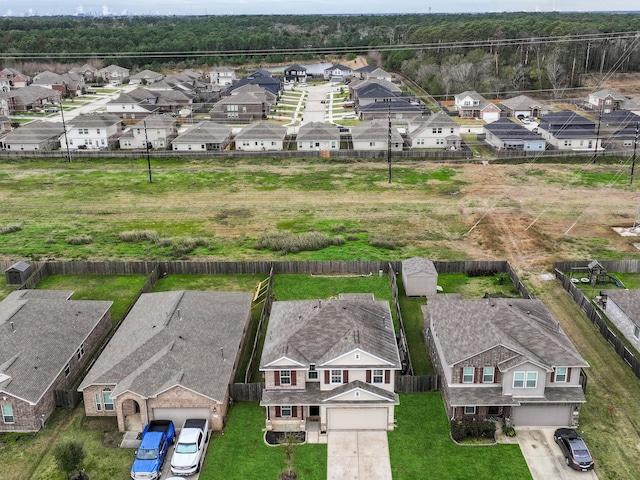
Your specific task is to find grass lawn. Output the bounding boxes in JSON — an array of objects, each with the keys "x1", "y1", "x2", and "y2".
[
  {"x1": 200, "y1": 401, "x2": 326, "y2": 480},
  {"x1": 397, "y1": 280, "x2": 432, "y2": 375},
  {"x1": 36, "y1": 274, "x2": 146, "y2": 324},
  {"x1": 437, "y1": 273, "x2": 520, "y2": 298},
  {"x1": 272, "y1": 274, "x2": 391, "y2": 302},
  {"x1": 0, "y1": 275, "x2": 13, "y2": 301},
  {"x1": 389, "y1": 393, "x2": 532, "y2": 480}
]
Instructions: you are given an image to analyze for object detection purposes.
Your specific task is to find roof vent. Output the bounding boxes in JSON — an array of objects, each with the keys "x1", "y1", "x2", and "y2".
[{"x1": 10, "y1": 321, "x2": 15, "y2": 332}]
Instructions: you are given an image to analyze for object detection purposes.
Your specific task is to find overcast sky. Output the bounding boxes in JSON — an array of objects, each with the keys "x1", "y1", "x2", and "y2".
[{"x1": 4, "y1": 1, "x2": 639, "y2": 17}]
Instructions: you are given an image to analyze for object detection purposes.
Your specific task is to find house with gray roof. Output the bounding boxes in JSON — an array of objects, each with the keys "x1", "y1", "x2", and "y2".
[
  {"x1": 499, "y1": 95, "x2": 549, "y2": 119},
  {"x1": 296, "y1": 122, "x2": 340, "y2": 151},
  {"x1": 587, "y1": 88, "x2": 627, "y2": 113},
  {"x1": 260, "y1": 294, "x2": 401, "y2": 433},
  {"x1": 98, "y1": 64, "x2": 130, "y2": 85},
  {"x1": 284, "y1": 64, "x2": 307, "y2": 83},
  {"x1": 0, "y1": 290, "x2": 112, "y2": 432},
  {"x1": 79, "y1": 291, "x2": 253, "y2": 432},
  {"x1": 323, "y1": 64, "x2": 354, "y2": 82},
  {"x1": 120, "y1": 114, "x2": 178, "y2": 150},
  {"x1": 64, "y1": 113, "x2": 122, "y2": 150},
  {"x1": 171, "y1": 121, "x2": 232, "y2": 152},
  {"x1": 130, "y1": 69, "x2": 164, "y2": 85},
  {"x1": 602, "y1": 289, "x2": 640, "y2": 353},
  {"x1": 69, "y1": 64, "x2": 99, "y2": 82},
  {"x1": 350, "y1": 120, "x2": 403, "y2": 151},
  {"x1": 622, "y1": 96, "x2": 640, "y2": 115},
  {"x1": 483, "y1": 118, "x2": 546, "y2": 152},
  {"x1": 454, "y1": 90, "x2": 500, "y2": 122},
  {"x1": 599, "y1": 110, "x2": 640, "y2": 149},
  {"x1": 209, "y1": 66, "x2": 236, "y2": 89},
  {"x1": 424, "y1": 295, "x2": 589, "y2": 427},
  {"x1": 210, "y1": 90, "x2": 268, "y2": 123},
  {"x1": 2, "y1": 85, "x2": 61, "y2": 113},
  {"x1": 408, "y1": 111, "x2": 462, "y2": 150},
  {"x1": 235, "y1": 121, "x2": 287, "y2": 151},
  {"x1": 537, "y1": 110, "x2": 601, "y2": 151},
  {"x1": 0, "y1": 121, "x2": 65, "y2": 151}
]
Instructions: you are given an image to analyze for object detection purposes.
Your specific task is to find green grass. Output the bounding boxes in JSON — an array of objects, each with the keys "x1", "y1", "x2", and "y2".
[
  {"x1": 200, "y1": 402, "x2": 326, "y2": 480},
  {"x1": 397, "y1": 279, "x2": 432, "y2": 375},
  {"x1": 389, "y1": 393, "x2": 532, "y2": 480},
  {"x1": 437, "y1": 273, "x2": 519, "y2": 298},
  {"x1": 272, "y1": 274, "x2": 392, "y2": 301},
  {"x1": 153, "y1": 274, "x2": 265, "y2": 293},
  {"x1": 36, "y1": 274, "x2": 146, "y2": 323},
  {"x1": 0, "y1": 275, "x2": 13, "y2": 301}
]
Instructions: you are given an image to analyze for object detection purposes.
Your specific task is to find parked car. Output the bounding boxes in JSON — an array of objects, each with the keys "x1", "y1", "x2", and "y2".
[
  {"x1": 170, "y1": 418, "x2": 210, "y2": 476},
  {"x1": 553, "y1": 428, "x2": 595, "y2": 471},
  {"x1": 131, "y1": 420, "x2": 175, "y2": 480}
]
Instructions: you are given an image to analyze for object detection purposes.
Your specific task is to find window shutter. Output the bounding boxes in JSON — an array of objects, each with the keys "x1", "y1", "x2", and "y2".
[
  {"x1": 291, "y1": 370, "x2": 297, "y2": 385},
  {"x1": 343, "y1": 370, "x2": 349, "y2": 383},
  {"x1": 550, "y1": 370, "x2": 555, "y2": 382},
  {"x1": 324, "y1": 370, "x2": 330, "y2": 384},
  {"x1": 459, "y1": 368, "x2": 463, "y2": 383},
  {"x1": 385, "y1": 370, "x2": 390, "y2": 384},
  {"x1": 567, "y1": 368, "x2": 572, "y2": 382},
  {"x1": 275, "y1": 406, "x2": 281, "y2": 418},
  {"x1": 366, "y1": 370, "x2": 371, "y2": 383},
  {"x1": 493, "y1": 369, "x2": 497, "y2": 383},
  {"x1": 274, "y1": 371, "x2": 280, "y2": 386},
  {"x1": 475, "y1": 367, "x2": 481, "y2": 383},
  {"x1": 292, "y1": 406, "x2": 297, "y2": 417}
]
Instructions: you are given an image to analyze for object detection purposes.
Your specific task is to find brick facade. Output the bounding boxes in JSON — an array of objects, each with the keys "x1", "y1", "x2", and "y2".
[{"x1": 452, "y1": 345, "x2": 514, "y2": 385}]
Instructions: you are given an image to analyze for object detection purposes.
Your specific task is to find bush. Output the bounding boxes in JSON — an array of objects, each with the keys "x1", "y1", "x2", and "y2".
[
  {"x1": 66, "y1": 234, "x2": 93, "y2": 245},
  {"x1": 53, "y1": 441, "x2": 85, "y2": 477},
  {"x1": 171, "y1": 237, "x2": 209, "y2": 256},
  {"x1": 368, "y1": 234, "x2": 405, "y2": 250},
  {"x1": 450, "y1": 420, "x2": 496, "y2": 442},
  {"x1": 255, "y1": 231, "x2": 344, "y2": 254},
  {"x1": 118, "y1": 230, "x2": 159, "y2": 243},
  {"x1": 0, "y1": 223, "x2": 22, "y2": 235}
]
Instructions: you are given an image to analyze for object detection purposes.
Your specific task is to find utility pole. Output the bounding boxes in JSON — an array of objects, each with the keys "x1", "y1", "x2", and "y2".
[
  {"x1": 59, "y1": 102, "x2": 71, "y2": 163},
  {"x1": 144, "y1": 120, "x2": 152, "y2": 183},
  {"x1": 387, "y1": 105, "x2": 392, "y2": 184},
  {"x1": 592, "y1": 106, "x2": 602, "y2": 164},
  {"x1": 631, "y1": 122, "x2": 639, "y2": 185}
]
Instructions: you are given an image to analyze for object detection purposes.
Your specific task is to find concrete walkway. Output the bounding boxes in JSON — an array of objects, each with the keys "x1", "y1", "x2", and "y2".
[{"x1": 327, "y1": 431, "x2": 392, "y2": 480}]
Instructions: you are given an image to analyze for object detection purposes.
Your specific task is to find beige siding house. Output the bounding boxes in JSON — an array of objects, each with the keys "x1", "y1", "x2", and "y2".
[{"x1": 602, "y1": 289, "x2": 640, "y2": 353}]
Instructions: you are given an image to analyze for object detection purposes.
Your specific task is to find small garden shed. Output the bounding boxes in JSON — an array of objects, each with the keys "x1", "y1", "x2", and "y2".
[
  {"x1": 401, "y1": 257, "x2": 438, "y2": 296},
  {"x1": 4, "y1": 261, "x2": 31, "y2": 285}
]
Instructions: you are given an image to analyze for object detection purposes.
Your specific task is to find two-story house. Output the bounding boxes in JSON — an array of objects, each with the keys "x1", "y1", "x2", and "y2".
[
  {"x1": 260, "y1": 295, "x2": 401, "y2": 434},
  {"x1": 64, "y1": 113, "x2": 122, "y2": 150},
  {"x1": 98, "y1": 65, "x2": 130, "y2": 85},
  {"x1": 210, "y1": 66, "x2": 236, "y2": 89},
  {"x1": 323, "y1": 64, "x2": 354, "y2": 82},
  {"x1": 408, "y1": 111, "x2": 462, "y2": 150},
  {"x1": 424, "y1": 295, "x2": 589, "y2": 427},
  {"x1": 587, "y1": 88, "x2": 627, "y2": 113},
  {"x1": 119, "y1": 114, "x2": 178, "y2": 150},
  {"x1": 284, "y1": 64, "x2": 307, "y2": 84},
  {"x1": 454, "y1": 90, "x2": 500, "y2": 122}
]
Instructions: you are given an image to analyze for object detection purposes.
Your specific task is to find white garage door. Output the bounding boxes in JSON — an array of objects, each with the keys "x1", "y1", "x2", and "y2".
[
  {"x1": 326, "y1": 408, "x2": 387, "y2": 430},
  {"x1": 512, "y1": 405, "x2": 571, "y2": 427},
  {"x1": 152, "y1": 408, "x2": 211, "y2": 430}
]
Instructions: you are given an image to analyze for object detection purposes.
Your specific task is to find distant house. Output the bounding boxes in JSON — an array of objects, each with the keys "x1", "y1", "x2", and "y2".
[
  {"x1": 227, "y1": 70, "x2": 282, "y2": 96},
  {"x1": 105, "y1": 89, "x2": 161, "y2": 119},
  {"x1": 483, "y1": 118, "x2": 546, "y2": 152},
  {"x1": 587, "y1": 88, "x2": 627, "y2": 113},
  {"x1": 1, "y1": 121, "x2": 65, "y2": 151},
  {"x1": 323, "y1": 64, "x2": 354, "y2": 82},
  {"x1": 622, "y1": 97, "x2": 640, "y2": 116},
  {"x1": 3, "y1": 85, "x2": 61, "y2": 113},
  {"x1": 235, "y1": 121, "x2": 287, "y2": 151},
  {"x1": 78, "y1": 291, "x2": 253, "y2": 432},
  {"x1": 210, "y1": 66, "x2": 236, "y2": 89},
  {"x1": 1, "y1": 290, "x2": 112, "y2": 432},
  {"x1": 350, "y1": 120, "x2": 403, "y2": 151},
  {"x1": 500, "y1": 95, "x2": 549, "y2": 119},
  {"x1": 69, "y1": 64, "x2": 99, "y2": 82},
  {"x1": 599, "y1": 110, "x2": 640, "y2": 150},
  {"x1": 0, "y1": 68, "x2": 30, "y2": 88},
  {"x1": 260, "y1": 295, "x2": 401, "y2": 433},
  {"x1": 284, "y1": 65, "x2": 307, "y2": 83},
  {"x1": 98, "y1": 65, "x2": 130, "y2": 85},
  {"x1": 537, "y1": 110, "x2": 601, "y2": 151},
  {"x1": 119, "y1": 114, "x2": 178, "y2": 150},
  {"x1": 402, "y1": 257, "x2": 438, "y2": 296},
  {"x1": 171, "y1": 121, "x2": 233, "y2": 152},
  {"x1": 454, "y1": 91, "x2": 500, "y2": 122},
  {"x1": 360, "y1": 67, "x2": 393, "y2": 83},
  {"x1": 359, "y1": 100, "x2": 423, "y2": 122},
  {"x1": 32, "y1": 71, "x2": 84, "y2": 97},
  {"x1": 602, "y1": 289, "x2": 640, "y2": 353},
  {"x1": 425, "y1": 295, "x2": 589, "y2": 427},
  {"x1": 64, "y1": 113, "x2": 122, "y2": 150},
  {"x1": 209, "y1": 91, "x2": 268, "y2": 123},
  {"x1": 296, "y1": 122, "x2": 340, "y2": 151},
  {"x1": 408, "y1": 111, "x2": 461, "y2": 150},
  {"x1": 129, "y1": 70, "x2": 164, "y2": 85},
  {"x1": 349, "y1": 79, "x2": 401, "y2": 103}
]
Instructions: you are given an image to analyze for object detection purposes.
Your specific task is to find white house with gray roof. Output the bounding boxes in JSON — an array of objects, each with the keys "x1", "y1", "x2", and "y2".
[
  {"x1": 499, "y1": 95, "x2": 549, "y2": 119},
  {"x1": 64, "y1": 113, "x2": 122, "y2": 150},
  {"x1": 350, "y1": 120, "x2": 403, "y2": 152},
  {"x1": 408, "y1": 111, "x2": 462, "y2": 150},
  {"x1": 0, "y1": 290, "x2": 112, "y2": 432},
  {"x1": 602, "y1": 289, "x2": 640, "y2": 353},
  {"x1": 424, "y1": 295, "x2": 589, "y2": 427},
  {"x1": 120, "y1": 114, "x2": 178, "y2": 150},
  {"x1": 171, "y1": 121, "x2": 232, "y2": 152},
  {"x1": 79, "y1": 291, "x2": 253, "y2": 432},
  {"x1": 235, "y1": 121, "x2": 287, "y2": 151},
  {"x1": 296, "y1": 122, "x2": 340, "y2": 151},
  {"x1": 1, "y1": 121, "x2": 65, "y2": 151},
  {"x1": 260, "y1": 294, "x2": 401, "y2": 433}
]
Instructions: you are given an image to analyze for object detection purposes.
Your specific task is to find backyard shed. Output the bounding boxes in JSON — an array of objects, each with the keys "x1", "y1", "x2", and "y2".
[
  {"x1": 402, "y1": 257, "x2": 438, "y2": 296},
  {"x1": 4, "y1": 261, "x2": 32, "y2": 285}
]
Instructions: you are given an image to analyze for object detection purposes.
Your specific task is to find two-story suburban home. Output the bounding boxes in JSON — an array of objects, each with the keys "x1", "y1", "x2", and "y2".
[
  {"x1": 105, "y1": 89, "x2": 161, "y2": 119},
  {"x1": 3, "y1": 85, "x2": 61, "y2": 113},
  {"x1": 119, "y1": 114, "x2": 178, "y2": 150},
  {"x1": 79, "y1": 291, "x2": 253, "y2": 432},
  {"x1": 98, "y1": 65, "x2": 130, "y2": 85},
  {"x1": 209, "y1": 91, "x2": 268, "y2": 123},
  {"x1": 296, "y1": 122, "x2": 341, "y2": 151},
  {"x1": 64, "y1": 113, "x2": 122, "y2": 150},
  {"x1": 349, "y1": 79, "x2": 401, "y2": 104},
  {"x1": 32, "y1": 71, "x2": 84, "y2": 97},
  {"x1": 601, "y1": 289, "x2": 640, "y2": 353},
  {"x1": 408, "y1": 111, "x2": 462, "y2": 150},
  {"x1": 235, "y1": 121, "x2": 287, "y2": 151},
  {"x1": 171, "y1": 121, "x2": 233, "y2": 152},
  {"x1": 284, "y1": 64, "x2": 308, "y2": 83},
  {"x1": 454, "y1": 91, "x2": 500, "y2": 122},
  {"x1": 260, "y1": 294, "x2": 401, "y2": 434},
  {"x1": 0, "y1": 68, "x2": 30, "y2": 88},
  {"x1": 424, "y1": 295, "x2": 589, "y2": 427},
  {"x1": 1, "y1": 290, "x2": 112, "y2": 432},
  {"x1": 1, "y1": 121, "x2": 65, "y2": 151},
  {"x1": 351, "y1": 120, "x2": 404, "y2": 151},
  {"x1": 227, "y1": 69, "x2": 282, "y2": 96},
  {"x1": 69, "y1": 64, "x2": 99, "y2": 82},
  {"x1": 537, "y1": 110, "x2": 602, "y2": 151},
  {"x1": 483, "y1": 118, "x2": 547, "y2": 152},
  {"x1": 499, "y1": 95, "x2": 549, "y2": 119},
  {"x1": 129, "y1": 69, "x2": 164, "y2": 85},
  {"x1": 323, "y1": 64, "x2": 354, "y2": 82},
  {"x1": 0, "y1": 76, "x2": 11, "y2": 93},
  {"x1": 210, "y1": 66, "x2": 236, "y2": 89},
  {"x1": 587, "y1": 88, "x2": 627, "y2": 113}
]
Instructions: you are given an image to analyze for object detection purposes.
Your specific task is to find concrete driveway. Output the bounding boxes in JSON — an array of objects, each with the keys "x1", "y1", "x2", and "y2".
[
  {"x1": 517, "y1": 428, "x2": 598, "y2": 480},
  {"x1": 327, "y1": 431, "x2": 391, "y2": 480}
]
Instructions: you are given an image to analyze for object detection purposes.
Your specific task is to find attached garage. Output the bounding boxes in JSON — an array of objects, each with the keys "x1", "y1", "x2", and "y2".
[
  {"x1": 152, "y1": 407, "x2": 211, "y2": 430},
  {"x1": 512, "y1": 404, "x2": 572, "y2": 427},
  {"x1": 326, "y1": 407, "x2": 388, "y2": 430}
]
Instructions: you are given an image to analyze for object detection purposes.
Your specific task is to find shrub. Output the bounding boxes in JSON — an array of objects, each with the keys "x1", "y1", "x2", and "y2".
[
  {"x1": 53, "y1": 441, "x2": 85, "y2": 477},
  {"x1": 255, "y1": 231, "x2": 344, "y2": 254},
  {"x1": 450, "y1": 420, "x2": 496, "y2": 442},
  {"x1": 0, "y1": 224, "x2": 22, "y2": 235},
  {"x1": 171, "y1": 237, "x2": 209, "y2": 256},
  {"x1": 368, "y1": 234, "x2": 405, "y2": 250},
  {"x1": 118, "y1": 230, "x2": 159, "y2": 243},
  {"x1": 66, "y1": 234, "x2": 93, "y2": 245}
]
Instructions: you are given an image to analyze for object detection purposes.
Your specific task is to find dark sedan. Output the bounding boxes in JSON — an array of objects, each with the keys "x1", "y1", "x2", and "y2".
[{"x1": 553, "y1": 428, "x2": 595, "y2": 471}]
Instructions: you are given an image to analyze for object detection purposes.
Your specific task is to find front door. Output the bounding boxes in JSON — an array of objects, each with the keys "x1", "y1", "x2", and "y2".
[{"x1": 309, "y1": 406, "x2": 320, "y2": 420}]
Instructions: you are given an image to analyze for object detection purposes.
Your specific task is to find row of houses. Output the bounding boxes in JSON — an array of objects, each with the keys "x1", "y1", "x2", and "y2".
[{"x1": 1, "y1": 257, "x2": 593, "y2": 435}]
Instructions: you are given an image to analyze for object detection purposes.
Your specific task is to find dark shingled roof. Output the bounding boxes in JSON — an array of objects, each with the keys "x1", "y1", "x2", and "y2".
[{"x1": 603, "y1": 289, "x2": 640, "y2": 327}]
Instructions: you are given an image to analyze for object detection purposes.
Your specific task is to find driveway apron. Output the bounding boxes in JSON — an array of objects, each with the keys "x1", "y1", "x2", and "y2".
[{"x1": 327, "y1": 431, "x2": 392, "y2": 480}]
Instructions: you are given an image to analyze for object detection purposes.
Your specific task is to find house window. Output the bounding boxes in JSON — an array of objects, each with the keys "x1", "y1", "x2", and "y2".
[
  {"x1": 354, "y1": 353, "x2": 360, "y2": 361},
  {"x1": 2, "y1": 404, "x2": 14, "y2": 423},
  {"x1": 563, "y1": 140, "x2": 572, "y2": 147},
  {"x1": 416, "y1": 138, "x2": 425, "y2": 145},
  {"x1": 432, "y1": 128, "x2": 437, "y2": 134},
  {"x1": 102, "y1": 388, "x2": 114, "y2": 411},
  {"x1": 634, "y1": 325, "x2": 640, "y2": 339},
  {"x1": 369, "y1": 141, "x2": 376, "y2": 147},
  {"x1": 464, "y1": 406, "x2": 476, "y2": 415},
  {"x1": 227, "y1": 105, "x2": 238, "y2": 112},
  {"x1": 279, "y1": 370, "x2": 291, "y2": 385},
  {"x1": 462, "y1": 367, "x2": 474, "y2": 383},
  {"x1": 330, "y1": 141, "x2": 336, "y2": 149},
  {"x1": 436, "y1": 138, "x2": 444, "y2": 145},
  {"x1": 331, "y1": 370, "x2": 342, "y2": 384},
  {"x1": 298, "y1": 142, "x2": 303, "y2": 149},
  {"x1": 96, "y1": 128, "x2": 101, "y2": 134},
  {"x1": 373, "y1": 369, "x2": 384, "y2": 384},
  {"x1": 76, "y1": 344, "x2": 85, "y2": 360},
  {"x1": 483, "y1": 367, "x2": 494, "y2": 383},
  {"x1": 450, "y1": 128, "x2": 455, "y2": 134},
  {"x1": 280, "y1": 405, "x2": 292, "y2": 417},
  {"x1": 64, "y1": 363, "x2": 70, "y2": 377},
  {"x1": 513, "y1": 371, "x2": 525, "y2": 388},
  {"x1": 526, "y1": 372, "x2": 538, "y2": 388},
  {"x1": 83, "y1": 128, "x2": 88, "y2": 134},
  {"x1": 515, "y1": 371, "x2": 538, "y2": 388},
  {"x1": 554, "y1": 367, "x2": 568, "y2": 382},
  {"x1": 308, "y1": 364, "x2": 318, "y2": 380},
  {"x1": 94, "y1": 393, "x2": 102, "y2": 411}
]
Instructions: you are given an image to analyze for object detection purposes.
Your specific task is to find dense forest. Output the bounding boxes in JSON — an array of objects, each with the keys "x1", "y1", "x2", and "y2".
[{"x1": 1, "y1": 12, "x2": 640, "y2": 98}]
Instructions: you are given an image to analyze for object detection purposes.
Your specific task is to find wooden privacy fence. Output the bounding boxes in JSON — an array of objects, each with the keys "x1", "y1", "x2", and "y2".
[
  {"x1": 395, "y1": 375, "x2": 439, "y2": 393},
  {"x1": 244, "y1": 267, "x2": 274, "y2": 383},
  {"x1": 554, "y1": 266, "x2": 640, "y2": 381},
  {"x1": 388, "y1": 263, "x2": 413, "y2": 375},
  {"x1": 230, "y1": 383, "x2": 265, "y2": 402}
]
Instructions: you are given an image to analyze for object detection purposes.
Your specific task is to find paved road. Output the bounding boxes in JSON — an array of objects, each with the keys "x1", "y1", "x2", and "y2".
[{"x1": 327, "y1": 431, "x2": 391, "y2": 480}]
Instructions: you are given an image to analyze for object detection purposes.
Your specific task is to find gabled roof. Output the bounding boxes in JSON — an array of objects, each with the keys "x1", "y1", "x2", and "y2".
[
  {"x1": 402, "y1": 257, "x2": 437, "y2": 276},
  {"x1": 235, "y1": 121, "x2": 287, "y2": 140},
  {"x1": 601, "y1": 109, "x2": 640, "y2": 126},
  {"x1": 424, "y1": 295, "x2": 588, "y2": 369},
  {"x1": 2, "y1": 121, "x2": 65, "y2": 144},
  {"x1": 79, "y1": 291, "x2": 253, "y2": 402},
  {"x1": 603, "y1": 289, "x2": 640, "y2": 326},
  {"x1": 284, "y1": 64, "x2": 307, "y2": 73},
  {"x1": 455, "y1": 90, "x2": 487, "y2": 102},
  {"x1": 99, "y1": 64, "x2": 129, "y2": 74},
  {"x1": 590, "y1": 88, "x2": 627, "y2": 101},
  {"x1": 6, "y1": 85, "x2": 61, "y2": 105},
  {"x1": 409, "y1": 110, "x2": 457, "y2": 135},
  {"x1": 260, "y1": 296, "x2": 401, "y2": 370},
  {"x1": 351, "y1": 120, "x2": 403, "y2": 143},
  {"x1": 622, "y1": 97, "x2": 640, "y2": 110},
  {"x1": 500, "y1": 95, "x2": 547, "y2": 111},
  {"x1": 351, "y1": 78, "x2": 401, "y2": 94},
  {"x1": 356, "y1": 65, "x2": 378, "y2": 74},
  {"x1": 172, "y1": 121, "x2": 232, "y2": 143},
  {"x1": 69, "y1": 64, "x2": 98, "y2": 75},
  {"x1": 325, "y1": 64, "x2": 353, "y2": 72},
  {"x1": 484, "y1": 117, "x2": 544, "y2": 141},
  {"x1": 130, "y1": 70, "x2": 164, "y2": 80},
  {"x1": 356, "y1": 83, "x2": 398, "y2": 99},
  {"x1": 538, "y1": 110, "x2": 596, "y2": 138},
  {"x1": 358, "y1": 99, "x2": 421, "y2": 114},
  {"x1": 132, "y1": 114, "x2": 177, "y2": 129},
  {"x1": 5, "y1": 261, "x2": 31, "y2": 273},
  {"x1": 67, "y1": 113, "x2": 122, "y2": 128},
  {"x1": 32, "y1": 71, "x2": 65, "y2": 85},
  {"x1": 216, "y1": 91, "x2": 264, "y2": 106},
  {"x1": 0, "y1": 290, "x2": 112, "y2": 404},
  {"x1": 297, "y1": 122, "x2": 340, "y2": 142}
]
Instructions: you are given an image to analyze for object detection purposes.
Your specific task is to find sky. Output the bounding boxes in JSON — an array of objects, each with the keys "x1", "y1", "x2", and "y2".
[{"x1": 2, "y1": 1, "x2": 638, "y2": 17}]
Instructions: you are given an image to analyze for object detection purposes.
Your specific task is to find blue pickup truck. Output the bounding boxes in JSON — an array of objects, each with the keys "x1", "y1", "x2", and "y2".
[{"x1": 131, "y1": 420, "x2": 176, "y2": 480}]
